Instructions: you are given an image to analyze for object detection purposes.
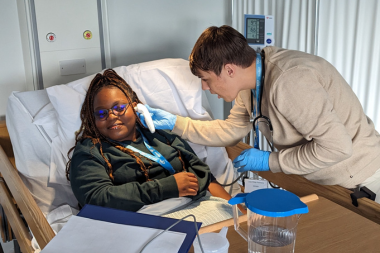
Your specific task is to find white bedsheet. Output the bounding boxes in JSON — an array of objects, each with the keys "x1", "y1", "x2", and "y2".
[{"x1": 6, "y1": 91, "x2": 79, "y2": 215}]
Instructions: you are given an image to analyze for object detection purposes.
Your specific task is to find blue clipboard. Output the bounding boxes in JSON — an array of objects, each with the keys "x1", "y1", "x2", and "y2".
[{"x1": 78, "y1": 204, "x2": 202, "y2": 253}]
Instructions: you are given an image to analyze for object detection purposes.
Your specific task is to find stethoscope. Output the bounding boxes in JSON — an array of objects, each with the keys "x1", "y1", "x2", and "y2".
[
  {"x1": 223, "y1": 52, "x2": 275, "y2": 188},
  {"x1": 245, "y1": 51, "x2": 278, "y2": 189},
  {"x1": 250, "y1": 51, "x2": 274, "y2": 151}
]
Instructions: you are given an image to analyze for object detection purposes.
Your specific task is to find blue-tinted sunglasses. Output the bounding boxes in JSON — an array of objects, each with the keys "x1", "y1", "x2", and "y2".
[{"x1": 93, "y1": 103, "x2": 130, "y2": 121}]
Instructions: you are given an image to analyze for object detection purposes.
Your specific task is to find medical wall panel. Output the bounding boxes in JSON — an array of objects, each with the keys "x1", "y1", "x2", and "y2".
[
  {"x1": 318, "y1": 0, "x2": 380, "y2": 131},
  {"x1": 33, "y1": 0, "x2": 104, "y2": 88},
  {"x1": 104, "y1": 0, "x2": 231, "y2": 120},
  {"x1": 232, "y1": 0, "x2": 317, "y2": 54}
]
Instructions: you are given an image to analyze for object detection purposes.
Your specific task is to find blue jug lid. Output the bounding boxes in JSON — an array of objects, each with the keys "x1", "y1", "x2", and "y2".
[{"x1": 245, "y1": 189, "x2": 309, "y2": 217}]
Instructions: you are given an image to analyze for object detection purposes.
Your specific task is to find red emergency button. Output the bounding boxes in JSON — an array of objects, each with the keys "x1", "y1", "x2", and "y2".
[
  {"x1": 46, "y1": 32, "x2": 56, "y2": 42},
  {"x1": 83, "y1": 30, "x2": 92, "y2": 40}
]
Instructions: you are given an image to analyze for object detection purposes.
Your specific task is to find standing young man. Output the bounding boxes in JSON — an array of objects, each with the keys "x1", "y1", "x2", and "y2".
[{"x1": 140, "y1": 25, "x2": 380, "y2": 203}]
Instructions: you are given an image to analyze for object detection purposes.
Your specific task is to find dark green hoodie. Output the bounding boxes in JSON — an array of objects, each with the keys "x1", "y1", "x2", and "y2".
[{"x1": 70, "y1": 128, "x2": 211, "y2": 212}]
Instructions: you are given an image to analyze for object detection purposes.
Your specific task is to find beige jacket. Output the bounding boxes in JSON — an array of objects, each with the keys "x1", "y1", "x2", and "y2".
[{"x1": 173, "y1": 46, "x2": 380, "y2": 188}]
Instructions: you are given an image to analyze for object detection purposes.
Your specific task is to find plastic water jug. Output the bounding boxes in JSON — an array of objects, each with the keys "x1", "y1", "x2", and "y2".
[{"x1": 228, "y1": 188, "x2": 308, "y2": 253}]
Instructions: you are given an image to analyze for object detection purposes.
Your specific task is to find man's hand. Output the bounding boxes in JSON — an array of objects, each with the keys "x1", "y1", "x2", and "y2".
[
  {"x1": 173, "y1": 172, "x2": 199, "y2": 197},
  {"x1": 138, "y1": 105, "x2": 177, "y2": 131},
  {"x1": 232, "y1": 148, "x2": 270, "y2": 172}
]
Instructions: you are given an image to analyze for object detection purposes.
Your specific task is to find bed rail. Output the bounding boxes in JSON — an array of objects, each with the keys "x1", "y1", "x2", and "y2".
[{"x1": 0, "y1": 121, "x2": 55, "y2": 252}]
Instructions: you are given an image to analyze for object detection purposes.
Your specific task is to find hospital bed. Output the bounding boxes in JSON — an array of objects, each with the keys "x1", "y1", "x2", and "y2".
[
  {"x1": 1, "y1": 59, "x2": 242, "y2": 252},
  {"x1": 0, "y1": 59, "x2": 379, "y2": 253}
]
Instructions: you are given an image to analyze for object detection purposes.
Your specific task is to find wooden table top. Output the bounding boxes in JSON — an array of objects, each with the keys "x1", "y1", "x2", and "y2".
[{"x1": 190, "y1": 196, "x2": 380, "y2": 253}]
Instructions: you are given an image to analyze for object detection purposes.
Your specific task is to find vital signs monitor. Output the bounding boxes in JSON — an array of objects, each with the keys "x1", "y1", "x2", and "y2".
[{"x1": 244, "y1": 14, "x2": 274, "y2": 52}]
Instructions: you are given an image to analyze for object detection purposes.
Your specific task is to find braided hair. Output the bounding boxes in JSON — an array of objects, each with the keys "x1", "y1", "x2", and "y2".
[{"x1": 66, "y1": 69, "x2": 186, "y2": 181}]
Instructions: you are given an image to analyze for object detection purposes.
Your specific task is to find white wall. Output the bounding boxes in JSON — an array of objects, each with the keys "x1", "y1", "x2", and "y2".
[
  {"x1": 0, "y1": 0, "x2": 27, "y2": 118},
  {"x1": 106, "y1": 0, "x2": 231, "y2": 67},
  {"x1": 105, "y1": 0, "x2": 232, "y2": 120}
]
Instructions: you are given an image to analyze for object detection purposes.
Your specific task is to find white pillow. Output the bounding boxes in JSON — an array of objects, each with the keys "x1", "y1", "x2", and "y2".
[
  {"x1": 32, "y1": 102, "x2": 58, "y2": 143},
  {"x1": 46, "y1": 85, "x2": 85, "y2": 161}
]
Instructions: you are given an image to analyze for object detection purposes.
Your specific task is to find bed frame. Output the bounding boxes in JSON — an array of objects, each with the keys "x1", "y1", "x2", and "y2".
[{"x1": 1, "y1": 120, "x2": 380, "y2": 252}]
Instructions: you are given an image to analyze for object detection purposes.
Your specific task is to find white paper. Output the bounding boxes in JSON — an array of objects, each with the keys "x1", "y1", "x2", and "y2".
[
  {"x1": 244, "y1": 179, "x2": 268, "y2": 193},
  {"x1": 41, "y1": 215, "x2": 186, "y2": 253}
]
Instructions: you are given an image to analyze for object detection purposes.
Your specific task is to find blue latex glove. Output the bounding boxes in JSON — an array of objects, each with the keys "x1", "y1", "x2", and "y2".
[
  {"x1": 138, "y1": 105, "x2": 177, "y2": 130},
  {"x1": 232, "y1": 148, "x2": 270, "y2": 172}
]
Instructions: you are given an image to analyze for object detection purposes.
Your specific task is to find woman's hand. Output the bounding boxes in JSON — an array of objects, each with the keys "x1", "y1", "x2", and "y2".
[{"x1": 174, "y1": 172, "x2": 199, "y2": 197}]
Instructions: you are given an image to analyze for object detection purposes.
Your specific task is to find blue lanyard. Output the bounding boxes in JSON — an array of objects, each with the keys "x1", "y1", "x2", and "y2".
[
  {"x1": 252, "y1": 52, "x2": 263, "y2": 149},
  {"x1": 124, "y1": 129, "x2": 176, "y2": 174}
]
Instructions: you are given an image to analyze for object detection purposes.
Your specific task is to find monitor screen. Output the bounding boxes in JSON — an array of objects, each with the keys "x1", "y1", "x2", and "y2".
[{"x1": 246, "y1": 17, "x2": 265, "y2": 44}]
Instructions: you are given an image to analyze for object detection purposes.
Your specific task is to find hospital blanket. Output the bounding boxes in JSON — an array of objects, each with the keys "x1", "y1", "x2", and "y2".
[{"x1": 163, "y1": 196, "x2": 235, "y2": 227}]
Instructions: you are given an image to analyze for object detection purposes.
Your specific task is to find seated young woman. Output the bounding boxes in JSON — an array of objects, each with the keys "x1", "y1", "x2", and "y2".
[{"x1": 66, "y1": 69, "x2": 244, "y2": 213}]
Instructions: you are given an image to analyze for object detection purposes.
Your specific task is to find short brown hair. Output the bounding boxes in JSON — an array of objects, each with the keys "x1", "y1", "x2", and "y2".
[{"x1": 189, "y1": 25, "x2": 257, "y2": 76}]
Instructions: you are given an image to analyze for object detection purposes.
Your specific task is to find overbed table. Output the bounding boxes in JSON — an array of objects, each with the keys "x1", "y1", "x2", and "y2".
[{"x1": 190, "y1": 196, "x2": 380, "y2": 252}]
